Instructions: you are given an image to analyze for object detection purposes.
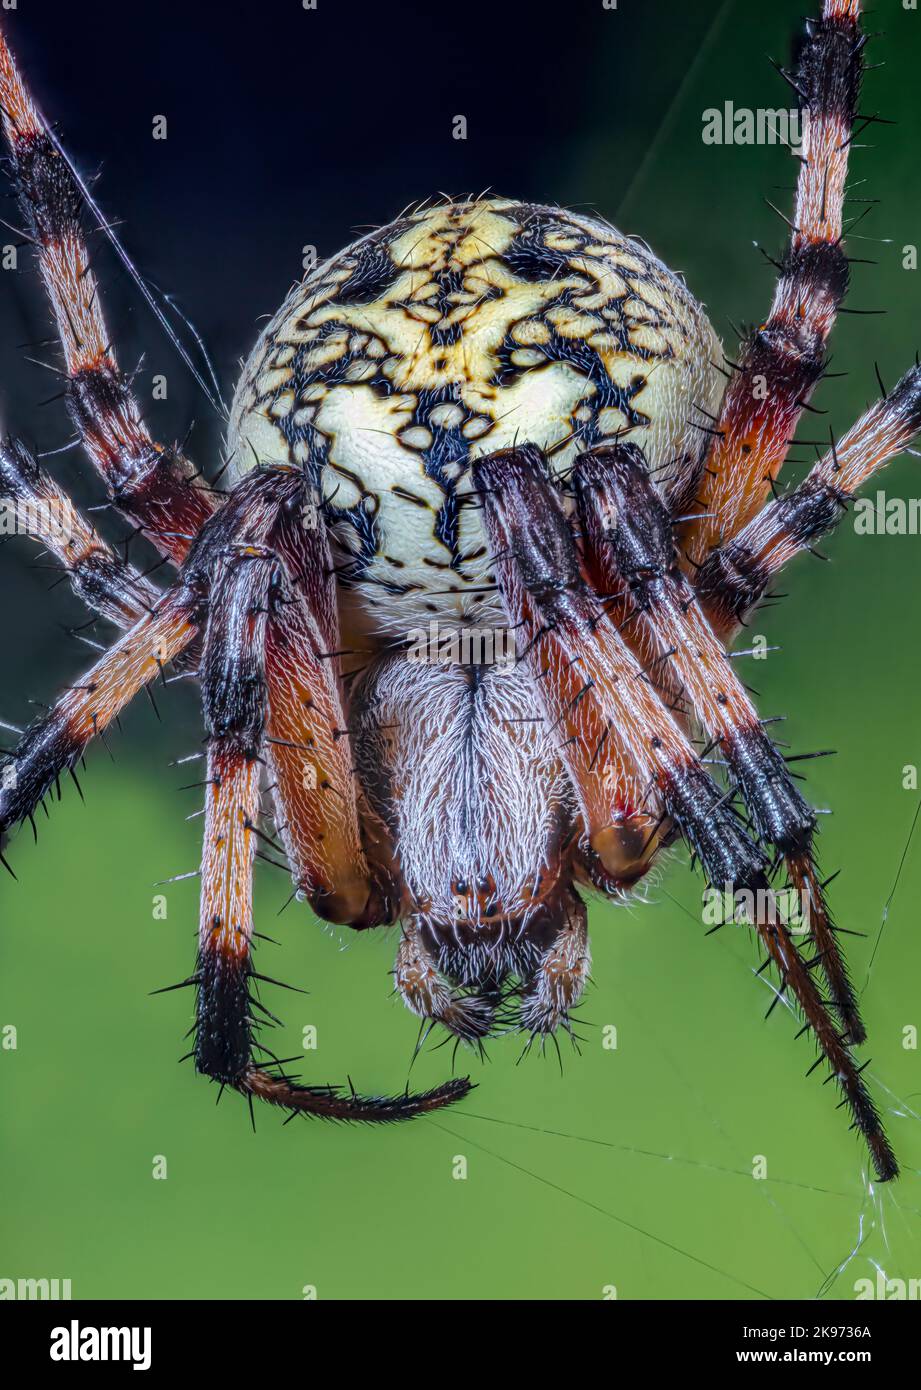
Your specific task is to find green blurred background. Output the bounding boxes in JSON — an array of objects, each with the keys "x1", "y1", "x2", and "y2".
[{"x1": 1, "y1": 0, "x2": 920, "y2": 1300}]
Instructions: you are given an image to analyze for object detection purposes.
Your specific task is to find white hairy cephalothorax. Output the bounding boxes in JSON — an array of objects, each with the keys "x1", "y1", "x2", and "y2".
[{"x1": 351, "y1": 655, "x2": 573, "y2": 940}]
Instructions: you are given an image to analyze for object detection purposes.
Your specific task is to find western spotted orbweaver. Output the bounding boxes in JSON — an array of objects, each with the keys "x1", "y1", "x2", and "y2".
[{"x1": 0, "y1": 2, "x2": 915, "y2": 1180}]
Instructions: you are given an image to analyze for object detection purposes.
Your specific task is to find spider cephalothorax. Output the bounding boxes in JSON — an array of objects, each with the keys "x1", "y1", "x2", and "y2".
[{"x1": 0, "y1": 2, "x2": 917, "y2": 1177}]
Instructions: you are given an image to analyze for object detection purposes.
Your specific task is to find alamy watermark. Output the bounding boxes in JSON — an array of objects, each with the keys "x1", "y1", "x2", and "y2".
[
  {"x1": 702, "y1": 102, "x2": 810, "y2": 150},
  {"x1": 702, "y1": 883, "x2": 811, "y2": 933},
  {"x1": 0, "y1": 497, "x2": 72, "y2": 543},
  {"x1": 854, "y1": 1270, "x2": 921, "y2": 1300},
  {"x1": 0, "y1": 1275, "x2": 72, "y2": 1299},
  {"x1": 406, "y1": 621, "x2": 517, "y2": 667},
  {"x1": 852, "y1": 491, "x2": 921, "y2": 535},
  {"x1": 50, "y1": 1320, "x2": 151, "y2": 1370}
]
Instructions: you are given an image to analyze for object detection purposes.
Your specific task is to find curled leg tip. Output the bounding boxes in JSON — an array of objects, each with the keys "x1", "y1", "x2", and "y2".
[
  {"x1": 238, "y1": 1066, "x2": 473, "y2": 1122},
  {"x1": 871, "y1": 1139, "x2": 899, "y2": 1185}
]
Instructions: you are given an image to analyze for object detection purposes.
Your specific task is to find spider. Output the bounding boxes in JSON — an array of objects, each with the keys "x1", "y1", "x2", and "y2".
[{"x1": 0, "y1": 1, "x2": 915, "y2": 1181}]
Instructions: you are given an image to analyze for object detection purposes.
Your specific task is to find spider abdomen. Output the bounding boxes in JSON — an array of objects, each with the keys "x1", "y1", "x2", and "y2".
[{"x1": 229, "y1": 197, "x2": 725, "y2": 644}]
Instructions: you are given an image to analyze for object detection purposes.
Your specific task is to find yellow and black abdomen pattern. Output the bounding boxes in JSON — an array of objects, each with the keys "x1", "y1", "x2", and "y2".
[{"x1": 229, "y1": 198, "x2": 726, "y2": 637}]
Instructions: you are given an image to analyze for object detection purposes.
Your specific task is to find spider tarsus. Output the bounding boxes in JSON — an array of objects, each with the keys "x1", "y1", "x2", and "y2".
[{"x1": 238, "y1": 1066, "x2": 473, "y2": 1123}]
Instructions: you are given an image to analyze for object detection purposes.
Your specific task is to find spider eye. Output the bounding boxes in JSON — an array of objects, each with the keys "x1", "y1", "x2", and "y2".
[{"x1": 452, "y1": 879, "x2": 469, "y2": 896}]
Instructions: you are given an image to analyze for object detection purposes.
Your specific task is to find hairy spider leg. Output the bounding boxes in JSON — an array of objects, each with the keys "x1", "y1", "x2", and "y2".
[
  {"x1": 263, "y1": 509, "x2": 393, "y2": 929},
  {"x1": 0, "y1": 435, "x2": 160, "y2": 628},
  {"x1": 697, "y1": 363, "x2": 921, "y2": 640},
  {"x1": 575, "y1": 441, "x2": 864, "y2": 1042},
  {"x1": 473, "y1": 442, "x2": 897, "y2": 1181},
  {"x1": 0, "y1": 28, "x2": 218, "y2": 563},
  {"x1": 195, "y1": 542, "x2": 269, "y2": 1086},
  {"x1": 195, "y1": 530, "x2": 471, "y2": 1120},
  {"x1": 682, "y1": 0, "x2": 865, "y2": 562},
  {"x1": 0, "y1": 586, "x2": 198, "y2": 840}
]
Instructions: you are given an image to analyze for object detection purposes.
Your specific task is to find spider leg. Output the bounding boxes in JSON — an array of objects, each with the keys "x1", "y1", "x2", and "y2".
[
  {"x1": 0, "y1": 29, "x2": 218, "y2": 563},
  {"x1": 0, "y1": 586, "x2": 199, "y2": 841},
  {"x1": 0, "y1": 435, "x2": 159, "y2": 629},
  {"x1": 195, "y1": 539, "x2": 471, "y2": 1120},
  {"x1": 262, "y1": 510, "x2": 394, "y2": 929},
  {"x1": 575, "y1": 441, "x2": 864, "y2": 1042},
  {"x1": 473, "y1": 441, "x2": 897, "y2": 1180},
  {"x1": 697, "y1": 363, "x2": 921, "y2": 641},
  {"x1": 681, "y1": 0, "x2": 865, "y2": 562}
]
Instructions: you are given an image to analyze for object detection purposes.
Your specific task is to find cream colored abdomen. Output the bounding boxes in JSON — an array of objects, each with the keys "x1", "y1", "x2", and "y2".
[{"x1": 228, "y1": 197, "x2": 725, "y2": 644}]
